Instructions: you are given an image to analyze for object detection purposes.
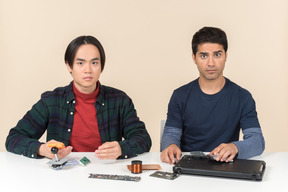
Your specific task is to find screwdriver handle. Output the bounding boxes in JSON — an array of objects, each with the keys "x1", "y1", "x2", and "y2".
[{"x1": 47, "y1": 142, "x2": 65, "y2": 149}]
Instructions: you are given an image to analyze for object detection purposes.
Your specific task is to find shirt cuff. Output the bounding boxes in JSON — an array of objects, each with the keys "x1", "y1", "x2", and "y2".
[{"x1": 161, "y1": 126, "x2": 182, "y2": 151}]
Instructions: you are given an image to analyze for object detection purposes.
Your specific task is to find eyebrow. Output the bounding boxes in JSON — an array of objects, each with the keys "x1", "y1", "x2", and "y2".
[
  {"x1": 199, "y1": 50, "x2": 223, "y2": 55},
  {"x1": 213, "y1": 50, "x2": 223, "y2": 54},
  {"x1": 76, "y1": 57, "x2": 100, "y2": 61}
]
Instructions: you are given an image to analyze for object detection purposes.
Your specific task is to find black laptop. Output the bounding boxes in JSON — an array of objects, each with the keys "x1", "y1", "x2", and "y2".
[{"x1": 173, "y1": 155, "x2": 266, "y2": 181}]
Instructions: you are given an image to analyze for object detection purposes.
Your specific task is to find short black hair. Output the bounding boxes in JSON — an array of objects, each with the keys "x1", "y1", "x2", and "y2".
[
  {"x1": 192, "y1": 27, "x2": 228, "y2": 55},
  {"x1": 64, "y1": 35, "x2": 106, "y2": 72}
]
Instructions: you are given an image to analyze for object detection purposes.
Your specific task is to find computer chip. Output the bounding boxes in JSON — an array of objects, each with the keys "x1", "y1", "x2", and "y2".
[{"x1": 79, "y1": 156, "x2": 91, "y2": 166}]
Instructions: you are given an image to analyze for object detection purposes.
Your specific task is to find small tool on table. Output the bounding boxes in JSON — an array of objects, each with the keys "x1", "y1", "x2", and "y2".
[
  {"x1": 47, "y1": 142, "x2": 69, "y2": 169},
  {"x1": 47, "y1": 142, "x2": 65, "y2": 162}
]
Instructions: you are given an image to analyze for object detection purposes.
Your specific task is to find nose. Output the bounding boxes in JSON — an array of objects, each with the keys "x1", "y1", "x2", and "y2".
[
  {"x1": 84, "y1": 63, "x2": 92, "y2": 73},
  {"x1": 207, "y1": 56, "x2": 216, "y2": 67}
]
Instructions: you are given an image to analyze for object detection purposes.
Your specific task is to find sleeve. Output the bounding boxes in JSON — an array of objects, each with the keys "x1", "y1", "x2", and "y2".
[
  {"x1": 233, "y1": 127, "x2": 265, "y2": 159},
  {"x1": 117, "y1": 95, "x2": 152, "y2": 159},
  {"x1": 161, "y1": 126, "x2": 182, "y2": 151},
  {"x1": 5, "y1": 98, "x2": 49, "y2": 159},
  {"x1": 165, "y1": 91, "x2": 184, "y2": 128},
  {"x1": 160, "y1": 91, "x2": 183, "y2": 151},
  {"x1": 239, "y1": 90, "x2": 261, "y2": 129},
  {"x1": 233, "y1": 90, "x2": 265, "y2": 158}
]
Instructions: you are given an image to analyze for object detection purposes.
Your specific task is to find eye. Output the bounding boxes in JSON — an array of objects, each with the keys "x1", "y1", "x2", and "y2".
[
  {"x1": 214, "y1": 53, "x2": 221, "y2": 58},
  {"x1": 92, "y1": 61, "x2": 99, "y2": 65},
  {"x1": 200, "y1": 54, "x2": 207, "y2": 59}
]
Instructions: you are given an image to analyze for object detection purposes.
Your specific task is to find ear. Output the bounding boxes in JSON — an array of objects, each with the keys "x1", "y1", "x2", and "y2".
[
  {"x1": 192, "y1": 54, "x2": 197, "y2": 64},
  {"x1": 66, "y1": 62, "x2": 72, "y2": 73}
]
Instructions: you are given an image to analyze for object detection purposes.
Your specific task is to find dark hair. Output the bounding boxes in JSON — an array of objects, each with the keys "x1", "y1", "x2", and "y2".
[
  {"x1": 192, "y1": 27, "x2": 228, "y2": 55},
  {"x1": 64, "y1": 35, "x2": 106, "y2": 72}
]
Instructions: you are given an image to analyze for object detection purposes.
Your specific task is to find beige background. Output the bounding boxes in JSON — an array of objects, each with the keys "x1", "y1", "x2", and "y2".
[{"x1": 1, "y1": 0, "x2": 287, "y2": 153}]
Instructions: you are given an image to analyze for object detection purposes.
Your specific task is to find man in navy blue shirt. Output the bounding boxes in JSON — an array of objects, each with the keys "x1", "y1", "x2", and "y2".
[{"x1": 161, "y1": 27, "x2": 265, "y2": 164}]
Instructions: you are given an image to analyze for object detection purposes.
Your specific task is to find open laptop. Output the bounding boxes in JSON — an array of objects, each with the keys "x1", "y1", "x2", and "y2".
[{"x1": 173, "y1": 154, "x2": 266, "y2": 181}]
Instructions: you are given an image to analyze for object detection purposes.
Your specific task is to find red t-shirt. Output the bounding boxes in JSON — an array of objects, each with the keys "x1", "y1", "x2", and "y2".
[{"x1": 69, "y1": 82, "x2": 102, "y2": 152}]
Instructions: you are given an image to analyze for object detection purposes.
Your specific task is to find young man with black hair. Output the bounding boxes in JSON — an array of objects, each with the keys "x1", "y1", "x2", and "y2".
[
  {"x1": 161, "y1": 27, "x2": 265, "y2": 164},
  {"x1": 6, "y1": 36, "x2": 151, "y2": 160}
]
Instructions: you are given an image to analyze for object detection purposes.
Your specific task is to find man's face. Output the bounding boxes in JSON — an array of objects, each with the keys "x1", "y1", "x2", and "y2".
[
  {"x1": 66, "y1": 44, "x2": 102, "y2": 94},
  {"x1": 192, "y1": 43, "x2": 227, "y2": 81}
]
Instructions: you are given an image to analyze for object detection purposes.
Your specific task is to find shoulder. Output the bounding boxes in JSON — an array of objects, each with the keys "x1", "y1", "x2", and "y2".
[
  {"x1": 100, "y1": 84, "x2": 129, "y2": 98},
  {"x1": 225, "y1": 78, "x2": 255, "y2": 106},
  {"x1": 100, "y1": 84, "x2": 133, "y2": 106},
  {"x1": 171, "y1": 79, "x2": 198, "y2": 99},
  {"x1": 40, "y1": 82, "x2": 73, "y2": 101},
  {"x1": 226, "y1": 78, "x2": 253, "y2": 98},
  {"x1": 174, "y1": 79, "x2": 197, "y2": 94}
]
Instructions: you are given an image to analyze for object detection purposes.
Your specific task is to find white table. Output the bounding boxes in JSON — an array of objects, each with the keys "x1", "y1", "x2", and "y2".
[{"x1": 0, "y1": 152, "x2": 287, "y2": 192}]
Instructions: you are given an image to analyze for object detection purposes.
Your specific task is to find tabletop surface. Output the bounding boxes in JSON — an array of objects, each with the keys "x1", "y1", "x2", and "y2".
[{"x1": 0, "y1": 152, "x2": 287, "y2": 192}]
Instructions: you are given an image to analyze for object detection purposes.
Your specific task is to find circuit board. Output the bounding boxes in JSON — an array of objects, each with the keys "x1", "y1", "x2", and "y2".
[{"x1": 88, "y1": 173, "x2": 141, "y2": 182}]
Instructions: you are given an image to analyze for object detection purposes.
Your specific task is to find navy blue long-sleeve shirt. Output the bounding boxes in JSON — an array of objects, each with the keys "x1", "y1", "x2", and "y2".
[{"x1": 161, "y1": 78, "x2": 265, "y2": 159}]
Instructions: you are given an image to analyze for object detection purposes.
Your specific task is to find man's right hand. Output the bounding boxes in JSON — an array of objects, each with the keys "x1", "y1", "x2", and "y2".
[
  {"x1": 38, "y1": 140, "x2": 73, "y2": 159},
  {"x1": 160, "y1": 144, "x2": 182, "y2": 164}
]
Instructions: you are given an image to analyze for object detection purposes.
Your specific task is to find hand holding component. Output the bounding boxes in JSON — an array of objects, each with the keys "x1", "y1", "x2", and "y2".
[
  {"x1": 37, "y1": 139, "x2": 73, "y2": 159},
  {"x1": 209, "y1": 143, "x2": 238, "y2": 162},
  {"x1": 160, "y1": 144, "x2": 182, "y2": 165}
]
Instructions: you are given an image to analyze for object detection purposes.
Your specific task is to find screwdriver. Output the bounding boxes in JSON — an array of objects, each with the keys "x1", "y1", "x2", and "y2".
[{"x1": 48, "y1": 142, "x2": 65, "y2": 162}]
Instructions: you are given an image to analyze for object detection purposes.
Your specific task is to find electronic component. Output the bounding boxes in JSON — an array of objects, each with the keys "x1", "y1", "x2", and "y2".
[
  {"x1": 150, "y1": 171, "x2": 180, "y2": 180},
  {"x1": 79, "y1": 156, "x2": 91, "y2": 166},
  {"x1": 48, "y1": 157, "x2": 69, "y2": 170},
  {"x1": 127, "y1": 164, "x2": 161, "y2": 171},
  {"x1": 88, "y1": 174, "x2": 141, "y2": 182},
  {"x1": 190, "y1": 151, "x2": 206, "y2": 157},
  {"x1": 131, "y1": 160, "x2": 142, "y2": 174}
]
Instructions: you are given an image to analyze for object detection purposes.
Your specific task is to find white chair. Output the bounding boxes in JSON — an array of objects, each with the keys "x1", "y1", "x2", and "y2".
[{"x1": 160, "y1": 120, "x2": 166, "y2": 151}]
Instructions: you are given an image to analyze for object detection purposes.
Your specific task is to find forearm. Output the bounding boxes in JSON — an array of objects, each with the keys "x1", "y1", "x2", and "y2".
[
  {"x1": 119, "y1": 121, "x2": 152, "y2": 159},
  {"x1": 6, "y1": 128, "x2": 43, "y2": 158},
  {"x1": 233, "y1": 127, "x2": 265, "y2": 159},
  {"x1": 161, "y1": 126, "x2": 182, "y2": 151},
  {"x1": 5, "y1": 100, "x2": 48, "y2": 158}
]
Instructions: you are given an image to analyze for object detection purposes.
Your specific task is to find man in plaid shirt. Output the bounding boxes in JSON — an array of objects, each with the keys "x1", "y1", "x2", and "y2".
[{"x1": 6, "y1": 35, "x2": 151, "y2": 160}]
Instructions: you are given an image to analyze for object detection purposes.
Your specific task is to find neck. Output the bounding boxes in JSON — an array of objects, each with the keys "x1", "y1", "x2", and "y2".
[
  {"x1": 198, "y1": 76, "x2": 225, "y2": 95},
  {"x1": 73, "y1": 82, "x2": 97, "y2": 94}
]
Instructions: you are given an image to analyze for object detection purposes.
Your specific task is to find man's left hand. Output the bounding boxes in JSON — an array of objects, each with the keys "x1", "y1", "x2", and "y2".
[
  {"x1": 94, "y1": 141, "x2": 122, "y2": 159},
  {"x1": 209, "y1": 143, "x2": 239, "y2": 162}
]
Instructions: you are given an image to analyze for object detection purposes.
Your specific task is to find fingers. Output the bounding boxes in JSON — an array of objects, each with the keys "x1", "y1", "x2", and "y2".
[
  {"x1": 160, "y1": 144, "x2": 181, "y2": 165},
  {"x1": 210, "y1": 144, "x2": 223, "y2": 156},
  {"x1": 175, "y1": 150, "x2": 182, "y2": 161},
  {"x1": 168, "y1": 150, "x2": 176, "y2": 164},
  {"x1": 211, "y1": 143, "x2": 238, "y2": 162},
  {"x1": 38, "y1": 140, "x2": 72, "y2": 159},
  {"x1": 57, "y1": 146, "x2": 73, "y2": 159},
  {"x1": 95, "y1": 141, "x2": 122, "y2": 160},
  {"x1": 160, "y1": 150, "x2": 171, "y2": 164}
]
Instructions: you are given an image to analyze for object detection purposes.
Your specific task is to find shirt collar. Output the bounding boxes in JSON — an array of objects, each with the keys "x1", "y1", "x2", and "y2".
[{"x1": 66, "y1": 81, "x2": 105, "y2": 105}]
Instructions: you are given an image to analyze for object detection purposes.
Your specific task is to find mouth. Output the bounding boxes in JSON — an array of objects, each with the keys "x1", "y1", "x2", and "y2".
[
  {"x1": 206, "y1": 69, "x2": 217, "y2": 73},
  {"x1": 83, "y1": 77, "x2": 93, "y2": 80}
]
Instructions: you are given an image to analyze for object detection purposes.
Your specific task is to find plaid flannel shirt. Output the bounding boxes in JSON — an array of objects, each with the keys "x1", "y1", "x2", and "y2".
[{"x1": 6, "y1": 81, "x2": 151, "y2": 159}]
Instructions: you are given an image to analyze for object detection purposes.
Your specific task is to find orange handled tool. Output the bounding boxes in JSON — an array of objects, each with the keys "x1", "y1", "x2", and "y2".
[
  {"x1": 47, "y1": 142, "x2": 65, "y2": 149},
  {"x1": 47, "y1": 142, "x2": 65, "y2": 162}
]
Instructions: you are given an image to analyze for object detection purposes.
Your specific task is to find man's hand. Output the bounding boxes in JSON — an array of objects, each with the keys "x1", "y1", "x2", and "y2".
[
  {"x1": 160, "y1": 144, "x2": 182, "y2": 164},
  {"x1": 209, "y1": 143, "x2": 239, "y2": 162},
  {"x1": 38, "y1": 140, "x2": 73, "y2": 159},
  {"x1": 94, "y1": 141, "x2": 122, "y2": 159}
]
